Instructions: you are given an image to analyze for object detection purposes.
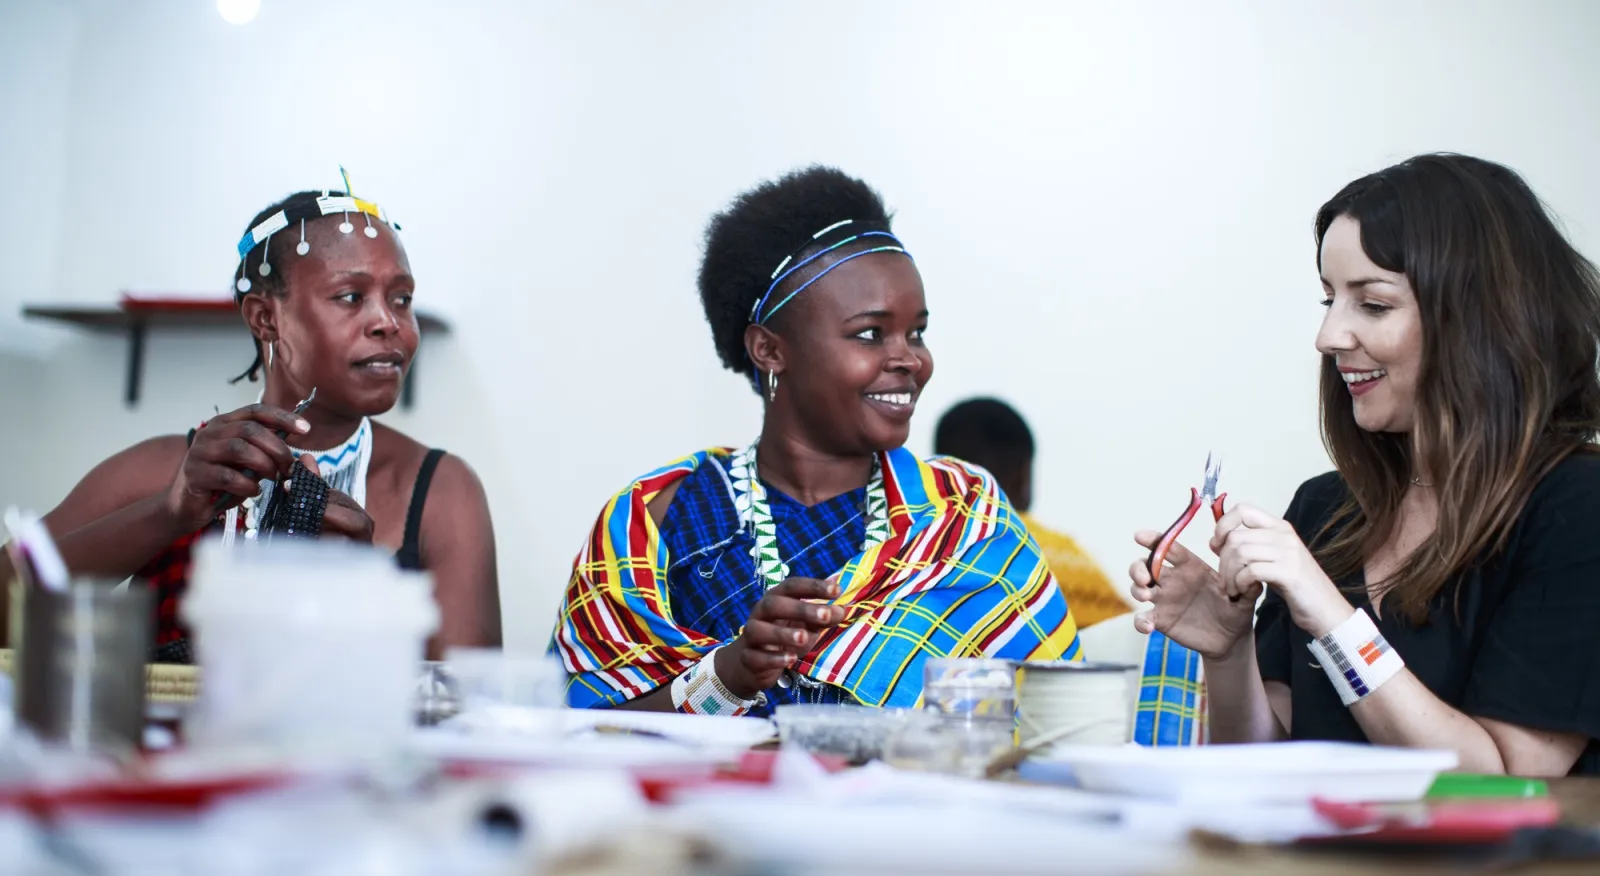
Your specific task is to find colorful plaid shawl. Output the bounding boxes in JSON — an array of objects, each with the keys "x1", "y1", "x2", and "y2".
[
  {"x1": 1135, "y1": 631, "x2": 1204, "y2": 746},
  {"x1": 551, "y1": 447, "x2": 1082, "y2": 709}
]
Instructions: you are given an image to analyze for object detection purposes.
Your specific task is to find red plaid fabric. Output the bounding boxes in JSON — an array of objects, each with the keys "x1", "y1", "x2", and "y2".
[
  {"x1": 137, "y1": 528, "x2": 204, "y2": 646},
  {"x1": 139, "y1": 423, "x2": 215, "y2": 648}
]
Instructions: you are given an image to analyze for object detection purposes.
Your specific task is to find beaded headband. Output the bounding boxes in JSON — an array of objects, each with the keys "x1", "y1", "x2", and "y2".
[
  {"x1": 748, "y1": 219, "x2": 912, "y2": 326},
  {"x1": 232, "y1": 167, "x2": 400, "y2": 297},
  {"x1": 745, "y1": 219, "x2": 914, "y2": 392}
]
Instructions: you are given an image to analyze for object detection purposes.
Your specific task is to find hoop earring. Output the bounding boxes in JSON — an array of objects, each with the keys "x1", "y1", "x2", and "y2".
[{"x1": 767, "y1": 370, "x2": 779, "y2": 403}]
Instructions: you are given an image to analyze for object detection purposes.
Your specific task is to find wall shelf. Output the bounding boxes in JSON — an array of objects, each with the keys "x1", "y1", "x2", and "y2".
[{"x1": 21, "y1": 296, "x2": 451, "y2": 409}]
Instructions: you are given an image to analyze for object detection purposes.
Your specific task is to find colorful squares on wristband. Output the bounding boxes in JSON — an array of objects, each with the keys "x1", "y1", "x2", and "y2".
[
  {"x1": 1359, "y1": 636, "x2": 1392, "y2": 666},
  {"x1": 1310, "y1": 609, "x2": 1404, "y2": 706},
  {"x1": 671, "y1": 646, "x2": 758, "y2": 716}
]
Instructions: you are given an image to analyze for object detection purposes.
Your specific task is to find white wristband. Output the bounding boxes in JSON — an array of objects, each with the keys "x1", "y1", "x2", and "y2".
[
  {"x1": 670, "y1": 646, "x2": 762, "y2": 716},
  {"x1": 1307, "y1": 608, "x2": 1405, "y2": 706}
]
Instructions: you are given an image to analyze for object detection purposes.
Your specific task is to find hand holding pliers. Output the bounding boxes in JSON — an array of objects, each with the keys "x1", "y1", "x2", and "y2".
[{"x1": 1145, "y1": 453, "x2": 1227, "y2": 586}]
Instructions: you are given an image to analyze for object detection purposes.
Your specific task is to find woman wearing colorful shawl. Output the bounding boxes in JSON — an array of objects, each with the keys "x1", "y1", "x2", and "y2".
[{"x1": 551, "y1": 167, "x2": 1080, "y2": 716}]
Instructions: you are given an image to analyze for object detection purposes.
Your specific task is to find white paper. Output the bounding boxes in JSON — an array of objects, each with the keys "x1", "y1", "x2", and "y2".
[
  {"x1": 409, "y1": 707, "x2": 777, "y2": 768},
  {"x1": 1027, "y1": 741, "x2": 1458, "y2": 804}
]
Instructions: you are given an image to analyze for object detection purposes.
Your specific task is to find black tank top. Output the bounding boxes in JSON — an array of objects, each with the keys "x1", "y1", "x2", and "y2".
[{"x1": 396, "y1": 448, "x2": 446, "y2": 569}]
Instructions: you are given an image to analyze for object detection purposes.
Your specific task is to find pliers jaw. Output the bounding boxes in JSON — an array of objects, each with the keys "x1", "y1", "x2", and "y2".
[
  {"x1": 1200, "y1": 451, "x2": 1224, "y2": 510},
  {"x1": 1145, "y1": 454, "x2": 1226, "y2": 584}
]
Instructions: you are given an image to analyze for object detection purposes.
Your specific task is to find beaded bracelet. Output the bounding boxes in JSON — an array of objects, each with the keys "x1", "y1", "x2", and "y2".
[
  {"x1": 1307, "y1": 608, "x2": 1406, "y2": 706},
  {"x1": 670, "y1": 647, "x2": 763, "y2": 716},
  {"x1": 260, "y1": 460, "x2": 330, "y2": 538}
]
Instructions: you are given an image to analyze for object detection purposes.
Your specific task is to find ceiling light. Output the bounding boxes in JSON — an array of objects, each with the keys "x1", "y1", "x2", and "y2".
[{"x1": 217, "y1": 0, "x2": 260, "y2": 25}]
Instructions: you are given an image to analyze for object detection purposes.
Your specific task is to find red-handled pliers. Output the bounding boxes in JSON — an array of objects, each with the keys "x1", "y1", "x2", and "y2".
[{"x1": 1146, "y1": 453, "x2": 1226, "y2": 584}]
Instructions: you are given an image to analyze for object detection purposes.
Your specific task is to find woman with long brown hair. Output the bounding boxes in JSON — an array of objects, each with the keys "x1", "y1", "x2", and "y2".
[{"x1": 1130, "y1": 153, "x2": 1600, "y2": 776}]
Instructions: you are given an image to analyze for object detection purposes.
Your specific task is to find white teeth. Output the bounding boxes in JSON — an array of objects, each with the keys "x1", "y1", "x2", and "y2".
[
  {"x1": 1341, "y1": 369, "x2": 1386, "y2": 384},
  {"x1": 867, "y1": 392, "x2": 913, "y2": 406}
]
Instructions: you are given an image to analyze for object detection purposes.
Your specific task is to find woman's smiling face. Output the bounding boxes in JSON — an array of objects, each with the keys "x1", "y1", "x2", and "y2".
[
  {"x1": 1316, "y1": 214, "x2": 1423, "y2": 435},
  {"x1": 756, "y1": 250, "x2": 933, "y2": 455}
]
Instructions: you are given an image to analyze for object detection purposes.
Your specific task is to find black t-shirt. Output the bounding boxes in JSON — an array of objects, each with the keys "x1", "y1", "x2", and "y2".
[{"x1": 1256, "y1": 451, "x2": 1600, "y2": 775}]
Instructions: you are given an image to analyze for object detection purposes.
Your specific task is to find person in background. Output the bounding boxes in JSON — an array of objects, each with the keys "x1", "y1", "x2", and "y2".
[
  {"x1": 551, "y1": 166, "x2": 1080, "y2": 716},
  {"x1": 1131, "y1": 153, "x2": 1600, "y2": 775},
  {"x1": 0, "y1": 186, "x2": 501, "y2": 660},
  {"x1": 933, "y1": 398, "x2": 1130, "y2": 628}
]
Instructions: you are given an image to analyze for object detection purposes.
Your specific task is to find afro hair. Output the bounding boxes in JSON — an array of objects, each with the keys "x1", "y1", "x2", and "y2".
[{"x1": 697, "y1": 166, "x2": 894, "y2": 378}]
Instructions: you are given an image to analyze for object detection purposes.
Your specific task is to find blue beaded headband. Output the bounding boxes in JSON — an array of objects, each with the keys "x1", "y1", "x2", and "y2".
[{"x1": 748, "y1": 219, "x2": 912, "y2": 326}]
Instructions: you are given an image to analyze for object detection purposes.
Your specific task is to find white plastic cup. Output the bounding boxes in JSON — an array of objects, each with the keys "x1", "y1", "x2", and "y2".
[
  {"x1": 182, "y1": 537, "x2": 439, "y2": 760},
  {"x1": 444, "y1": 648, "x2": 566, "y2": 737},
  {"x1": 922, "y1": 657, "x2": 1017, "y2": 725}
]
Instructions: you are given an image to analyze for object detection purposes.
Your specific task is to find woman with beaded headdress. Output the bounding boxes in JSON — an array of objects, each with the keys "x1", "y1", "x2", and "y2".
[
  {"x1": 0, "y1": 178, "x2": 501, "y2": 660},
  {"x1": 550, "y1": 167, "x2": 1081, "y2": 716}
]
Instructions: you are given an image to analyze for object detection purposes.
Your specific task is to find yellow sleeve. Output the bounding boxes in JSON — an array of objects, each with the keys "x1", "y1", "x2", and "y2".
[{"x1": 1024, "y1": 516, "x2": 1131, "y2": 629}]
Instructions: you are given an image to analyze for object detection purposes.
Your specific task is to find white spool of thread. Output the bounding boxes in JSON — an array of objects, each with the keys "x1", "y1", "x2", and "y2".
[{"x1": 1016, "y1": 661, "x2": 1138, "y2": 756}]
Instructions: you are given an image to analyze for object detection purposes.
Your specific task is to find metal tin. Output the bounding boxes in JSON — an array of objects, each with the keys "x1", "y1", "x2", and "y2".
[{"x1": 15, "y1": 580, "x2": 151, "y2": 753}]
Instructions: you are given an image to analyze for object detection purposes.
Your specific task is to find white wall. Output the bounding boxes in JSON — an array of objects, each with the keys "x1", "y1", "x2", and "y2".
[
  {"x1": 4, "y1": 0, "x2": 1599, "y2": 651},
  {"x1": 0, "y1": 1, "x2": 74, "y2": 475}
]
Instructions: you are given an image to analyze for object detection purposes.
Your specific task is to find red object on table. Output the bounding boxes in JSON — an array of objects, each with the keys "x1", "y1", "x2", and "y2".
[
  {"x1": 1310, "y1": 797, "x2": 1562, "y2": 844},
  {"x1": 0, "y1": 772, "x2": 292, "y2": 820},
  {"x1": 633, "y1": 749, "x2": 848, "y2": 803},
  {"x1": 434, "y1": 748, "x2": 850, "y2": 804}
]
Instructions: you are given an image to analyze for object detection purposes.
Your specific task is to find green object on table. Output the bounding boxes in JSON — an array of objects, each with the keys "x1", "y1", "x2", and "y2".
[{"x1": 1426, "y1": 773, "x2": 1548, "y2": 799}]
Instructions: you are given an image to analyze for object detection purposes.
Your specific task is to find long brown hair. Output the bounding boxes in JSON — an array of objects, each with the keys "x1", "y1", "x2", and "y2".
[{"x1": 1313, "y1": 154, "x2": 1600, "y2": 623}]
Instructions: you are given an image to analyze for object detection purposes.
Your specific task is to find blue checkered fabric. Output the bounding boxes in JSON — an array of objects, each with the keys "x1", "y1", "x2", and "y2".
[
  {"x1": 656, "y1": 455, "x2": 866, "y2": 717},
  {"x1": 1133, "y1": 631, "x2": 1203, "y2": 746}
]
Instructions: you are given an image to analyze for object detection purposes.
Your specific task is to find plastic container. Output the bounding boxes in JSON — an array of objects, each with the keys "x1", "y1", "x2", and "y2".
[
  {"x1": 775, "y1": 704, "x2": 910, "y2": 763},
  {"x1": 442, "y1": 648, "x2": 567, "y2": 737},
  {"x1": 921, "y1": 657, "x2": 1016, "y2": 725},
  {"x1": 446, "y1": 649, "x2": 566, "y2": 712},
  {"x1": 1025, "y1": 741, "x2": 1460, "y2": 803},
  {"x1": 182, "y1": 538, "x2": 438, "y2": 760},
  {"x1": 882, "y1": 710, "x2": 1013, "y2": 778}
]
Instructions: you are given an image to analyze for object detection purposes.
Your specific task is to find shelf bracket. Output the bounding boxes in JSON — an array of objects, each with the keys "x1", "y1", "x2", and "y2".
[{"x1": 126, "y1": 319, "x2": 147, "y2": 407}]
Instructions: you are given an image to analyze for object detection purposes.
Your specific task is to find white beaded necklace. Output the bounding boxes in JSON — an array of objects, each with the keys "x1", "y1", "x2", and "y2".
[
  {"x1": 728, "y1": 442, "x2": 890, "y2": 589},
  {"x1": 220, "y1": 417, "x2": 373, "y2": 544}
]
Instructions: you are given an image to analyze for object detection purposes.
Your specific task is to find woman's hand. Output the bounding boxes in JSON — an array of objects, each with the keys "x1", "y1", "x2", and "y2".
[
  {"x1": 164, "y1": 404, "x2": 309, "y2": 531},
  {"x1": 1130, "y1": 532, "x2": 1258, "y2": 659},
  {"x1": 292, "y1": 454, "x2": 374, "y2": 542},
  {"x1": 1211, "y1": 503, "x2": 1352, "y2": 637},
  {"x1": 716, "y1": 576, "x2": 846, "y2": 699}
]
